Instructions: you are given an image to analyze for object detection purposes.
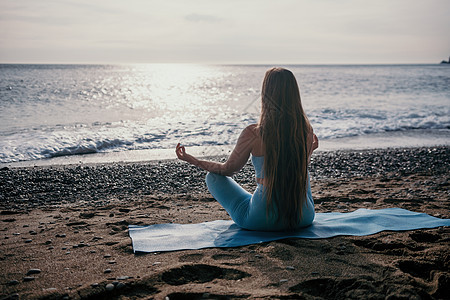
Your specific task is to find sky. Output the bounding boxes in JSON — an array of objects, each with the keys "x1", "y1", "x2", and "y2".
[{"x1": 0, "y1": 0, "x2": 449, "y2": 64}]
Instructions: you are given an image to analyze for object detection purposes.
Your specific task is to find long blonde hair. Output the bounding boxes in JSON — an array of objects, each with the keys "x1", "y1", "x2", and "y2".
[{"x1": 257, "y1": 67, "x2": 311, "y2": 229}]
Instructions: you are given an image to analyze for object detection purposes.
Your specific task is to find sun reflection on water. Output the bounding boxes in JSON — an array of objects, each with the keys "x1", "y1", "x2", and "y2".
[{"x1": 126, "y1": 64, "x2": 228, "y2": 114}]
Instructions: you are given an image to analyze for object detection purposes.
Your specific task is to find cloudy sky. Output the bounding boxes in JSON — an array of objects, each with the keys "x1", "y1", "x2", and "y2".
[{"x1": 1, "y1": 0, "x2": 449, "y2": 64}]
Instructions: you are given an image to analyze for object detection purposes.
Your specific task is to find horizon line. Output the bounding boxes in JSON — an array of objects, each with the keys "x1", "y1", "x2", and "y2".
[{"x1": 0, "y1": 61, "x2": 445, "y2": 66}]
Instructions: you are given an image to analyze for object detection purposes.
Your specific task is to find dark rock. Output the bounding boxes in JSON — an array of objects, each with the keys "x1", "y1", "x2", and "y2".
[
  {"x1": 26, "y1": 268, "x2": 41, "y2": 275},
  {"x1": 23, "y1": 276, "x2": 35, "y2": 282}
]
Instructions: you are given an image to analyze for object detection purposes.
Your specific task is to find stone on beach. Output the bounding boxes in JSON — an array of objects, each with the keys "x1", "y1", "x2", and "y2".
[
  {"x1": 23, "y1": 277, "x2": 35, "y2": 282},
  {"x1": 26, "y1": 268, "x2": 41, "y2": 275}
]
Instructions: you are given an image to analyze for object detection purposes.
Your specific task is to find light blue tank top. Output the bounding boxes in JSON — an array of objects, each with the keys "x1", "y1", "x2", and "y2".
[{"x1": 251, "y1": 155, "x2": 264, "y2": 179}]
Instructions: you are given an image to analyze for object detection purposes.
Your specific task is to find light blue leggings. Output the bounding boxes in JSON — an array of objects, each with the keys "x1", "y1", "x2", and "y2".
[{"x1": 205, "y1": 172, "x2": 315, "y2": 231}]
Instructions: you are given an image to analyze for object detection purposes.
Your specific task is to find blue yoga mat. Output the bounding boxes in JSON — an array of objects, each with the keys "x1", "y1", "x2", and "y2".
[{"x1": 129, "y1": 208, "x2": 450, "y2": 253}]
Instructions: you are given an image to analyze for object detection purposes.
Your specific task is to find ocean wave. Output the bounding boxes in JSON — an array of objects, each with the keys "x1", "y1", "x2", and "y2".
[
  {"x1": 310, "y1": 107, "x2": 450, "y2": 139},
  {"x1": 40, "y1": 138, "x2": 133, "y2": 158}
]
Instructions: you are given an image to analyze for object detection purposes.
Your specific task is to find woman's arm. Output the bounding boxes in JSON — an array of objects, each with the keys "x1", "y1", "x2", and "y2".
[{"x1": 176, "y1": 125, "x2": 257, "y2": 176}]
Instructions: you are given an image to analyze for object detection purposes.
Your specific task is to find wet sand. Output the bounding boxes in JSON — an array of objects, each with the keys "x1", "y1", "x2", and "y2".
[{"x1": 1, "y1": 147, "x2": 449, "y2": 299}]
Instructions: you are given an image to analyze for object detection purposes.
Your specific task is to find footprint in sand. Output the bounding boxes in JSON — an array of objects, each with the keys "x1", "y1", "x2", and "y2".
[
  {"x1": 409, "y1": 231, "x2": 441, "y2": 243},
  {"x1": 161, "y1": 264, "x2": 250, "y2": 286},
  {"x1": 397, "y1": 260, "x2": 442, "y2": 281}
]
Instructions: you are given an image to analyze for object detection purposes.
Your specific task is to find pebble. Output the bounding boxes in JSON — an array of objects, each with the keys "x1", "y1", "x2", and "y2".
[
  {"x1": 105, "y1": 283, "x2": 114, "y2": 291},
  {"x1": 116, "y1": 282, "x2": 126, "y2": 289},
  {"x1": 3, "y1": 293, "x2": 19, "y2": 300},
  {"x1": 104, "y1": 269, "x2": 112, "y2": 274},
  {"x1": 24, "y1": 239, "x2": 32, "y2": 243},
  {"x1": 117, "y1": 276, "x2": 129, "y2": 280},
  {"x1": 23, "y1": 276, "x2": 35, "y2": 282},
  {"x1": 56, "y1": 234, "x2": 66, "y2": 238},
  {"x1": 108, "y1": 260, "x2": 116, "y2": 264},
  {"x1": 286, "y1": 266, "x2": 295, "y2": 270},
  {"x1": 80, "y1": 212, "x2": 95, "y2": 218},
  {"x1": 279, "y1": 279, "x2": 288, "y2": 283},
  {"x1": 104, "y1": 254, "x2": 112, "y2": 258},
  {"x1": 91, "y1": 283, "x2": 99, "y2": 288},
  {"x1": 26, "y1": 268, "x2": 41, "y2": 275},
  {"x1": 8, "y1": 280, "x2": 19, "y2": 285}
]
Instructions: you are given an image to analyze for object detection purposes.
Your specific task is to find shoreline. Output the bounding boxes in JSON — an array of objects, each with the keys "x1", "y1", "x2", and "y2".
[
  {"x1": 3, "y1": 129, "x2": 449, "y2": 169},
  {"x1": 1, "y1": 146, "x2": 449, "y2": 299}
]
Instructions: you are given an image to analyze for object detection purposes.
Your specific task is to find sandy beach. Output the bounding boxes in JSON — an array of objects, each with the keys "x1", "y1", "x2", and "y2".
[{"x1": 1, "y1": 146, "x2": 449, "y2": 299}]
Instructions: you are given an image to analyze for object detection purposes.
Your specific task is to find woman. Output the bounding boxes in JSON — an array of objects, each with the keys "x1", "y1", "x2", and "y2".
[{"x1": 176, "y1": 67, "x2": 319, "y2": 231}]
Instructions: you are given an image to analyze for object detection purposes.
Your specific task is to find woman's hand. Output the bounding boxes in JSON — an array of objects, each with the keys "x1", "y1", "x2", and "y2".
[
  {"x1": 176, "y1": 143, "x2": 197, "y2": 165},
  {"x1": 307, "y1": 131, "x2": 319, "y2": 164},
  {"x1": 312, "y1": 134, "x2": 319, "y2": 151}
]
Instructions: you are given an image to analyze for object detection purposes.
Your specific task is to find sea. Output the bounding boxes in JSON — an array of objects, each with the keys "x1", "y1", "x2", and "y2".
[{"x1": 1, "y1": 64, "x2": 449, "y2": 167}]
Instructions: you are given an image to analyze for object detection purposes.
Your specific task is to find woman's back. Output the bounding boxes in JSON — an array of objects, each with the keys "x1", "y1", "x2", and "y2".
[{"x1": 177, "y1": 67, "x2": 318, "y2": 231}]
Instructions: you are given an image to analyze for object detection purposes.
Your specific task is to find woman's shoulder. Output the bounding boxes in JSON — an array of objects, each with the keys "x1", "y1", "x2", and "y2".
[
  {"x1": 242, "y1": 124, "x2": 264, "y2": 156},
  {"x1": 240, "y1": 124, "x2": 260, "y2": 140},
  {"x1": 243, "y1": 124, "x2": 259, "y2": 134}
]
